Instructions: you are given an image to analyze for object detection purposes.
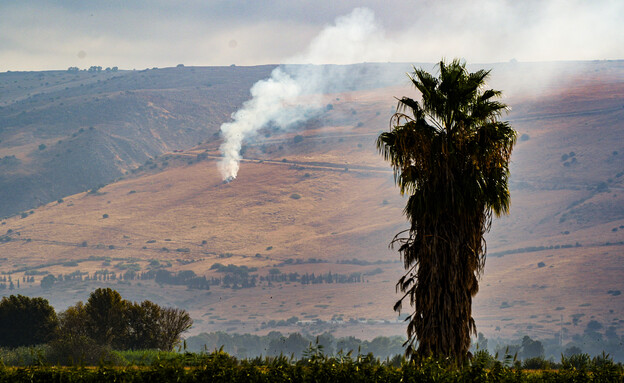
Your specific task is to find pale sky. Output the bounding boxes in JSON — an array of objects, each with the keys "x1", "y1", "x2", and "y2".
[{"x1": 1, "y1": 0, "x2": 622, "y2": 71}]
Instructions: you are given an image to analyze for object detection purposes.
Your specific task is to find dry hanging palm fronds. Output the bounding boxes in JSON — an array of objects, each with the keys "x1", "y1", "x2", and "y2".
[{"x1": 377, "y1": 59, "x2": 516, "y2": 361}]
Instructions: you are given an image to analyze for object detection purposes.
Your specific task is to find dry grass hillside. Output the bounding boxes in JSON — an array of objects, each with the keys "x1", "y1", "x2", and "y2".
[
  {"x1": 0, "y1": 61, "x2": 622, "y2": 343},
  {"x1": 0, "y1": 65, "x2": 276, "y2": 217}
]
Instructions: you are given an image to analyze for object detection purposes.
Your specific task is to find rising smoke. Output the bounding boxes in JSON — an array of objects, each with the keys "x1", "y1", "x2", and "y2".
[{"x1": 218, "y1": 8, "x2": 395, "y2": 180}]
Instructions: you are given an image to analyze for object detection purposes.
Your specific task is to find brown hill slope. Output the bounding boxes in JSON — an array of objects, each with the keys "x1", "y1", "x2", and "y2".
[
  {"x1": 0, "y1": 61, "x2": 622, "y2": 344},
  {"x1": 0, "y1": 65, "x2": 276, "y2": 217}
]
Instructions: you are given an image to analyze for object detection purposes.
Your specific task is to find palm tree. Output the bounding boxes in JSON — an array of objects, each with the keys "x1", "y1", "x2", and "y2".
[{"x1": 377, "y1": 59, "x2": 516, "y2": 360}]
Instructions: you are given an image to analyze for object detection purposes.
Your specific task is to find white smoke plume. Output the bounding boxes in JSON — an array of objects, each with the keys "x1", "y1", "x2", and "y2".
[{"x1": 218, "y1": 8, "x2": 394, "y2": 180}]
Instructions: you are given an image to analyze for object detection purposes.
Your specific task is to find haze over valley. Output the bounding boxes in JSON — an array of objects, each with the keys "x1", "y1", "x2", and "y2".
[{"x1": 0, "y1": 59, "x2": 622, "y2": 359}]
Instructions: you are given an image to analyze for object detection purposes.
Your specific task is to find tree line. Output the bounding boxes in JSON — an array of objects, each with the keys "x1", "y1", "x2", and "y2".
[
  {"x1": 22, "y1": 266, "x2": 365, "y2": 292},
  {"x1": 0, "y1": 288, "x2": 192, "y2": 363}
]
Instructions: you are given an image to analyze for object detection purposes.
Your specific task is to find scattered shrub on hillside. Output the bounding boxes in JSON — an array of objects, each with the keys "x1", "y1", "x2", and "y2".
[
  {"x1": 62, "y1": 261, "x2": 79, "y2": 267},
  {"x1": 25, "y1": 270, "x2": 49, "y2": 276},
  {"x1": 40, "y1": 275, "x2": 56, "y2": 289},
  {"x1": 102, "y1": 213, "x2": 109, "y2": 219},
  {"x1": 290, "y1": 193, "x2": 301, "y2": 200}
]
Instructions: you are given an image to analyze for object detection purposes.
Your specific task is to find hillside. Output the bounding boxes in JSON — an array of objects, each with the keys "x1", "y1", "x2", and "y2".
[
  {"x1": 0, "y1": 61, "x2": 622, "y2": 347},
  {"x1": 0, "y1": 65, "x2": 276, "y2": 218}
]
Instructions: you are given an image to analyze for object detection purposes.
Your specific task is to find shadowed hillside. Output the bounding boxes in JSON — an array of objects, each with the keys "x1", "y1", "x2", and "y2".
[{"x1": 0, "y1": 65, "x2": 276, "y2": 217}]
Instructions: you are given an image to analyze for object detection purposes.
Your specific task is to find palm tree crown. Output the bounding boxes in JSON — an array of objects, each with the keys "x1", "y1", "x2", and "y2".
[{"x1": 377, "y1": 59, "x2": 516, "y2": 360}]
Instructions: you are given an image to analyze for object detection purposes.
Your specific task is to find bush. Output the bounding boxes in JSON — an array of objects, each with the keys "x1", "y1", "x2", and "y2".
[
  {"x1": 102, "y1": 214, "x2": 109, "y2": 219},
  {"x1": 40, "y1": 274, "x2": 56, "y2": 289},
  {"x1": 46, "y1": 335, "x2": 115, "y2": 365},
  {"x1": 290, "y1": 193, "x2": 301, "y2": 200},
  {"x1": 523, "y1": 356, "x2": 550, "y2": 370},
  {"x1": 0, "y1": 345, "x2": 49, "y2": 366},
  {"x1": 562, "y1": 353, "x2": 591, "y2": 370}
]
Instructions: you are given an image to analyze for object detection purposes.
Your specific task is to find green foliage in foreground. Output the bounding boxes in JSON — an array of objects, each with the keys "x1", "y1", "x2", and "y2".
[{"x1": 0, "y1": 349, "x2": 622, "y2": 382}]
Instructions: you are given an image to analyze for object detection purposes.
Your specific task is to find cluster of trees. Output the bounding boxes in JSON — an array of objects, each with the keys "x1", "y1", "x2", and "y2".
[
  {"x1": 299, "y1": 272, "x2": 362, "y2": 284},
  {"x1": 32, "y1": 268, "x2": 216, "y2": 291},
  {"x1": 0, "y1": 275, "x2": 23, "y2": 290},
  {"x1": 212, "y1": 269, "x2": 363, "y2": 287},
  {"x1": 154, "y1": 269, "x2": 214, "y2": 290},
  {"x1": 0, "y1": 289, "x2": 192, "y2": 358},
  {"x1": 208, "y1": 264, "x2": 368, "y2": 289},
  {"x1": 209, "y1": 263, "x2": 258, "y2": 289},
  {"x1": 30, "y1": 265, "x2": 366, "y2": 293},
  {"x1": 37, "y1": 270, "x2": 118, "y2": 289},
  {"x1": 66, "y1": 66, "x2": 118, "y2": 73},
  {"x1": 261, "y1": 270, "x2": 363, "y2": 285},
  {"x1": 0, "y1": 295, "x2": 57, "y2": 347},
  {"x1": 476, "y1": 328, "x2": 624, "y2": 363},
  {"x1": 488, "y1": 335, "x2": 546, "y2": 361}
]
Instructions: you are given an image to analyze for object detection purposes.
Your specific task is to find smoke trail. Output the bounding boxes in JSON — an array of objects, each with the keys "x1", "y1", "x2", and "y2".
[{"x1": 218, "y1": 7, "x2": 393, "y2": 180}]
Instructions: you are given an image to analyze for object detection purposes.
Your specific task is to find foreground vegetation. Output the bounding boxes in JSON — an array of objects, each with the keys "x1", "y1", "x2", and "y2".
[
  {"x1": 0, "y1": 289, "x2": 192, "y2": 365},
  {"x1": 0, "y1": 348, "x2": 622, "y2": 382}
]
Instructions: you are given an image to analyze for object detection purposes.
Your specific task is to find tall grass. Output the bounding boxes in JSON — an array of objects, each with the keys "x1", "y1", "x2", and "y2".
[{"x1": 0, "y1": 348, "x2": 622, "y2": 382}]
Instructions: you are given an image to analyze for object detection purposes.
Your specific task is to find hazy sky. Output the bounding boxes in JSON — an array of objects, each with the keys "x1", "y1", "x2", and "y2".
[{"x1": 1, "y1": 0, "x2": 622, "y2": 71}]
